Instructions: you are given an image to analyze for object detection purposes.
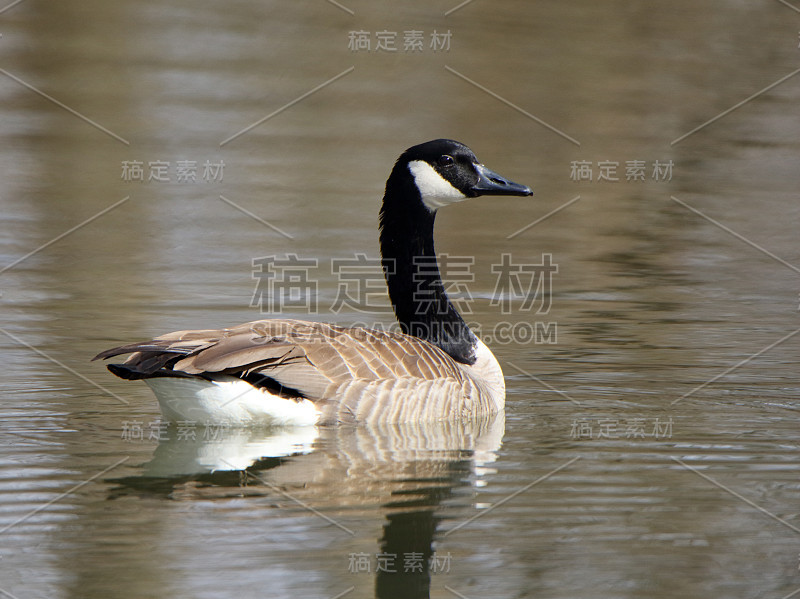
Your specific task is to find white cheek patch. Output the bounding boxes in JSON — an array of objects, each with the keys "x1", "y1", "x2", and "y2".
[{"x1": 407, "y1": 160, "x2": 467, "y2": 211}]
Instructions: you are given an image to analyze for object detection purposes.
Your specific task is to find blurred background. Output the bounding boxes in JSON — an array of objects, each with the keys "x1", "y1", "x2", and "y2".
[{"x1": 1, "y1": 1, "x2": 799, "y2": 598}]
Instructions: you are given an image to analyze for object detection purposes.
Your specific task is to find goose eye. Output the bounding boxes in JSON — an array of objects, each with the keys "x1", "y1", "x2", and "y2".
[{"x1": 437, "y1": 155, "x2": 455, "y2": 168}]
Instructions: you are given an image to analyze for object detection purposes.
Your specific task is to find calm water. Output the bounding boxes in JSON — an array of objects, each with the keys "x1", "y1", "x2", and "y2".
[{"x1": 1, "y1": 2, "x2": 799, "y2": 598}]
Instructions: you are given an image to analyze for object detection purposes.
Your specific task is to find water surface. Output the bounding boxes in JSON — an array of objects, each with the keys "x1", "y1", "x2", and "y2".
[{"x1": 1, "y1": 2, "x2": 799, "y2": 598}]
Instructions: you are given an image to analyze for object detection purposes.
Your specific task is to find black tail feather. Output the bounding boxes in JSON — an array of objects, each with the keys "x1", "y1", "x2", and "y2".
[
  {"x1": 105, "y1": 363, "x2": 307, "y2": 401},
  {"x1": 106, "y1": 363, "x2": 195, "y2": 381}
]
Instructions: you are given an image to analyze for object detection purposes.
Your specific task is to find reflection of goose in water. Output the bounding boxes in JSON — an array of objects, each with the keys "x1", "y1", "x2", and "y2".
[
  {"x1": 107, "y1": 415, "x2": 505, "y2": 598},
  {"x1": 112, "y1": 413, "x2": 503, "y2": 488},
  {"x1": 94, "y1": 140, "x2": 532, "y2": 425}
]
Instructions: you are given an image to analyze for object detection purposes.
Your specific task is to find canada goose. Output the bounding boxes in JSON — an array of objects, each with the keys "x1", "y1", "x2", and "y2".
[{"x1": 94, "y1": 139, "x2": 532, "y2": 425}]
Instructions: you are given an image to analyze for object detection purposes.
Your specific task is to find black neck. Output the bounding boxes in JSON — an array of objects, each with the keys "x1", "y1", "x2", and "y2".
[{"x1": 379, "y1": 171, "x2": 477, "y2": 365}]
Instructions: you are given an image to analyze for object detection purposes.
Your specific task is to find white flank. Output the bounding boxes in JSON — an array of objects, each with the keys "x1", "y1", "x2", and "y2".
[
  {"x1": 469, "y1": 338, "x2": 506, "y2": 413},
  {"x1": 144, "y1": 376, "x2": 320, "y2": 426},
  {"x1": 407, "y1": 160, "x2": 467, "y2": 211}
]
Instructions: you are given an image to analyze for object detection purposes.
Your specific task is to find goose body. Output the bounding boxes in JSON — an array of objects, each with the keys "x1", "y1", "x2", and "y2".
[{"x1": 94, "y1": 140, "x2": 532, "y2": 425}]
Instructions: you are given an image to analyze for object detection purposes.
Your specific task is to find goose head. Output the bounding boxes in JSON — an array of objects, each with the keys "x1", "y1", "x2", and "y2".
[
  {"x1": 393, "y1": 138, "x2": 533, "y2": 212},
  {"x1": 379, "y1": 139, "x2": 533, "y2": 364}
]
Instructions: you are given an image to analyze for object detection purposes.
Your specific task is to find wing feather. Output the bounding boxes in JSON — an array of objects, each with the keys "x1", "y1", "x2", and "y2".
[{"x1": 95, "y1": 319, "x2": 470, "y2": 409}]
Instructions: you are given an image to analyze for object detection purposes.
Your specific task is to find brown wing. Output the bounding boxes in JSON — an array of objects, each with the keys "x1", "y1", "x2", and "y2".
[{"x1": 94, "y1": 319, "x2": 469, "y2": 403}]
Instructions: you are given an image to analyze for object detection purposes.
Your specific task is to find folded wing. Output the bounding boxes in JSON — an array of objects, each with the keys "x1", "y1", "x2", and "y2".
[{"x1": 94, "y1": 320, "x2": 471, "y2": 420}]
